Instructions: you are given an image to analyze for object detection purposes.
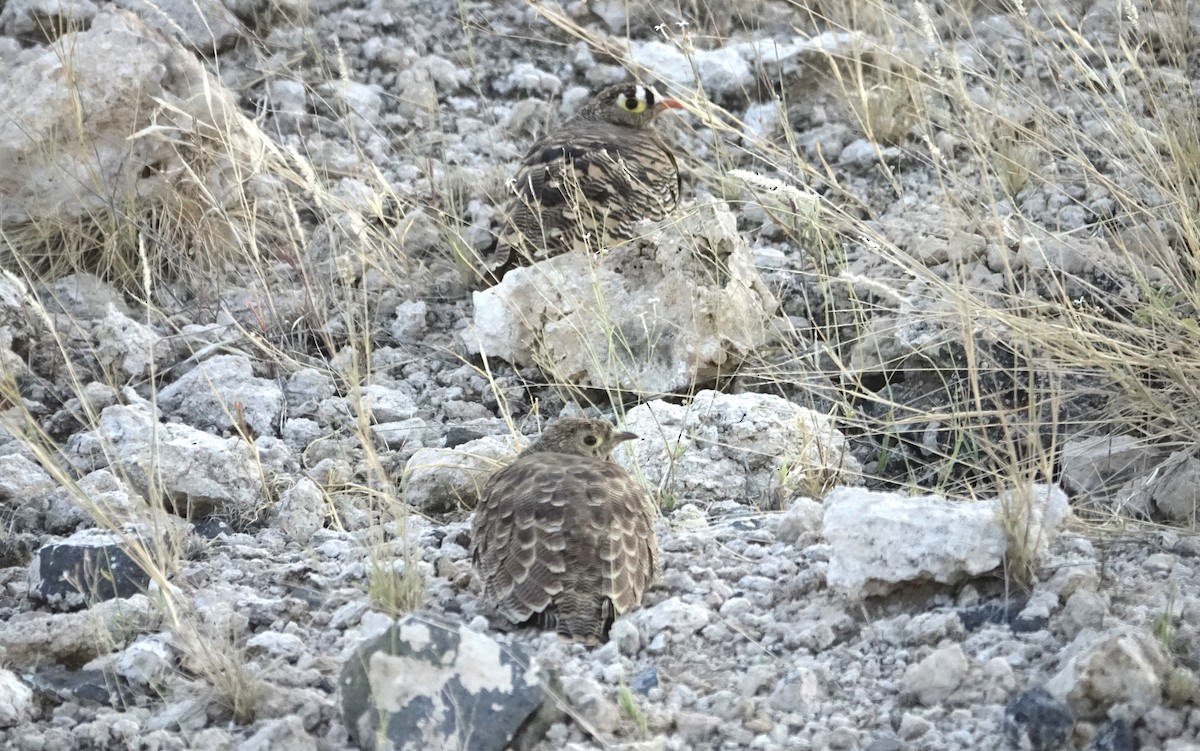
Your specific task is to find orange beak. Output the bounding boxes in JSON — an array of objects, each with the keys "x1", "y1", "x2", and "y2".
[{"x1": 655, "y1": 99, "x2": 684, "y2": 113}]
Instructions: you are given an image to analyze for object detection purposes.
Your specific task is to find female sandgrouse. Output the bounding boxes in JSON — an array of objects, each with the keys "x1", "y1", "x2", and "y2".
[
  {"x1": 481, "y1": 83, "x2": 683, "y2": 284},
  {"x1": 470, "y1": 418, "x2": 658, "y2": 645}
]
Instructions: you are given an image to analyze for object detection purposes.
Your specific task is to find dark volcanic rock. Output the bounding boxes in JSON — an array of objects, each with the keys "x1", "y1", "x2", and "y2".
[
  {"x1": 341, "y1": 612, "x2": 545, "y2": 751},
  {"x1": 1003, "y1": 687, "x2": 1075, "y2": 751}
]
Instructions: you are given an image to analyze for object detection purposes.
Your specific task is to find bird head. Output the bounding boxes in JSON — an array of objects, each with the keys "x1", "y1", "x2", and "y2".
[
  {"x1": 579, "y1": 83, "x2": 683, "y2": 128},
  {"x1": 522, "y1": 417, "x2": 639, "y2": 459}
]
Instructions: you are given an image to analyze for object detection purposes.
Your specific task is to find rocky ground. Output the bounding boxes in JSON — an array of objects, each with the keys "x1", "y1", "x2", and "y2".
[{"x1": 2, "y1": 0, "x2": 1200, "y2": 749}]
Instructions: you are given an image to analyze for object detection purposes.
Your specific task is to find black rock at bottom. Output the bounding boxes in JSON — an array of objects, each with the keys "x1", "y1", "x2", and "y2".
[
  {"x1": 1002, "y1": 687, "x2": 1075, "y2": 751},
  {"x1": 340, "y1": 612, "x2": 545, "y2": 751}
]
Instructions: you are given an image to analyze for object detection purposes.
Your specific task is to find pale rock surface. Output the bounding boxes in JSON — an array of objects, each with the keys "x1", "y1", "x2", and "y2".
[
  {"x1": 371, "y1": 417, "x2": 431, "y2": 450},
  {"x1": 630, "y1": 41, "x2": 753, "y2": 98},
  {"x1": 769, "y1": 666, "x2": 824, "y2": 713},
  {"x1": 620, "y1": 390, "x2": 861, "y2": 509},
  {"x1": 1060, "y1": 433, "x2": 1166, "y2": 517},
  {"x1": 561, "y1": 675, "x2": 622, "y2": 735},
  {"x1": 0, "y1": 594, "x2": 158, "y2": 669},
  {"x1": 1058, "y1": 590, "x2": 1108, "y2": 640},
  {"x1": 902, "y1": 644, "x2": 970, "y2": 707},
  {"x1": 0, "y1": 0, "x2": 99, "y2": 40},
  {"x1": 239, "y1": 716, "x2": 318, "y2": 751},
  {"x1": 1046, "y1": 627, "x2": 1171, "y2": 720},
  {"x1": 274, "y1": 477, "x2": 326, "y2": 544},
  {"x1": 0, "y1": 453, "x2": 55, "y2": 501},
  {"x1": 776, "y1": 497, "x2": 825, "y2": 545},
  {"x1": 95, "y1": 306, "x2": 162, "y2": 380},
  {"x1": 110, "y1": 634, "x2": 173, "y2": 688},
  {"x1": 359, "y1": 384, "x2": 419, "y2": 422},
  {"x1": 112, "y1": 0, "x2": 243, "y2": 52},
  {"x1": 40, "y1": 272, "x2": 130, "y2": 320},
  {"x1": 823, "y1": 484, "x2": 1070, "y2": 599},
  {"x1": 468, "y1": 199, "x2": 778, "y2": 394},
  {"x1": 0, "y1": 669, "x2": 34, "y2": 729},
  {"x1": 0, "y1": 10, "x2": 265, "y2": 236},
  {"x1": 633, "y1": 597, "x2": 712, "y2": 647},
  {"x1": 1149, "y1": 450, "x2": 1200, "y2": 522},
  {"x1": 402, "y1": 434, "x2": 518, "y2": 513},
  {"x1": 94, "y1": 403, "x2": 265, "y2": 519},
  {"x1": 158, "y1": 354, "x2": 284, "y2": 437}
]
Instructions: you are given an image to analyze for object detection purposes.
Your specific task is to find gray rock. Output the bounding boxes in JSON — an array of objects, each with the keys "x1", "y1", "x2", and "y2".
[
  {"x1": 390, "y1": 300, "x2": 429, "y2": 342},
  {"x1": 1002, "y1": 688, "x2": 1074, "y2": 751},
  {"x1": 113, "y1": 0, "x2": 243, "y2": 52},
  {"x1": 1090, "y1": 718, "x2": 1134, "y2": 751},
  {"x1": 39, "y1": 273, "x2": 129, "y2": 319},
  {"x1": 340, "y1": 613, "x2": 544, "y2": 751},
  {"x1": 1151, "y1": 451, "x2": 1200, "y2": 522},
  {"x1": 95, "y1": 307, "x2": 162, "y2": 379},
  {"x1": 0, "y1": 10, "x2": 265, "y2": 231},
  {"x1": 0, "y1": 0, "x2": 99, "y2": 41},
  {"x1": 629, "y1": 42, "x2": 753, "y2": 99},
  {"x1": 239, "y1": 716, "x2": 317, "y2": 751},
  {"x1": 0, "y1": 593, "x2": 157, "y2": 670},
  {"x1": 620, "y1": 390, "x2": 860, "y2": 510},
  {"x1": 1046, "y1": 627, "x2": 1170, "y2": 719},
  {"x1": 468, "y1": 199, "x2": 778, "y2": 395},
  {"x1": 769, "y1": 667, "x2": 823, "y2": 713},
  {"x1": 1060, "y1": 433, "x2": 1165, "y2": 516},
  {"x1": 0, "y1": 669, "x2": 34, "y2": 729},
  {"x1": 561, "y1": 675, "x2": 621, "y2": 734},
  {"x1": 274, "y1": 477, "x2": 325, "y2": 544},
  {"x1": 776, "y1": 498, "x2": 825, "y2": 545},
  {"x1": 0, "y1": 453, "x2": 55, "y2": 502},
  {"x1": 839, "y1": 138, "x2": 887, "y2": 167},
  {"x1": 284, "y1": 369, "x2": 337, "y2": 414},
  {"x1": 1059, "y1": 590, "x2": 1107, "y2": 640},
  {"x1": 634, "y1": 597, "x2": 712, "y2": 643},
  {"x1": 360, "y1": 384, "x2": 419, "y2": 423},
  {"x1": 95, "y1": 403, "x2": 265, "y2": 520},
  {"x1": 402, "y1": 434, "x2": 516, "y2": 513},
  {"x1": 158, "y1": 355, "x2": 284, "y2": 437},
  {"x1": 824, "y1": 484, "x2": 1070, "y2": 599},
  {"x1": 902, "y1": 645, "x2": 970, "y2": 707},
  {"x1": 112, "y1": 634, "x2": 173, "y2": 688},
  {"x1": 675, "y1": 711, "x2": 721, "y2": 745}
]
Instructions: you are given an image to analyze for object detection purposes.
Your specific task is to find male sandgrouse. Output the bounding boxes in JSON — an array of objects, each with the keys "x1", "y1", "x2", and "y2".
[
  {"x1": 470, "y1": 418, "x2": 658, "y2": 645},
  {"x1": 480, "y1": 83, "x2": 683, "y2": 284}
]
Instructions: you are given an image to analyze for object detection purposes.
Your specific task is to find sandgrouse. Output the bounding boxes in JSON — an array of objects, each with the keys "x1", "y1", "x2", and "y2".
[
  {"x1": 470, "y1": 418, "x2": 659, "y2": 645},
  {"x1": 479, "y1": 83, "x2": 683, "y2": 285}
]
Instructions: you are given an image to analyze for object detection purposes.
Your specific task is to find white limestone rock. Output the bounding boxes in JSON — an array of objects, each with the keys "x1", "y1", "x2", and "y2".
[
  {"x1": 902, "y1": 644, "x2": 971, "y2": 707},
  {"x1": 620, "y1": 390, "x2": 861, "y2": 509},
  {"x1": 95, "y1": 306, "x2": 163, "y2": 380},
  {"x1": 158, "y1": 355, "x2": 284, "y2": 437},
  {"x1": 823, "y1": 484, "x2": 1071, "y2": 599},
  {"x1": 274, "y1": 477, "x2": 326, "y2": 544},
  {"x1": 0, "y1": 10, "x2": 266, "y2": 249},
  {"x1": 402, "y1": 434, "x2": 518, "y2": 513},
  {"x1": 94, "y1": 403, "x2": 265, "y2": 519},
  {"x1": 1046, "y1": 627, "x2": 1170, "y2": 720},
  {"x1": 0, "y1": 669, "x2": 34, "y2": 729},
  {"x1": 467, "y1": 199, "x2": 777, "y2": 395}
]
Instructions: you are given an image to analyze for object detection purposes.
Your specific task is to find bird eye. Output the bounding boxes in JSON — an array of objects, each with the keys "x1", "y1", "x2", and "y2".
[
  {"x1": 583, "y1": 434, "x2": 599, "y2": 446},
  {"x1": 620, "y1": 87, "x2": 649, "y2": 114}
]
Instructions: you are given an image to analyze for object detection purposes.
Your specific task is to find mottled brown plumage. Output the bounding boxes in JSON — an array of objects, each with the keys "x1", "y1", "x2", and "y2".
[
  {"x1": 480, "y1": 83, "x2": 683, "y2": 285},
  {"x1": 470, "y1": 418, "x2": 659, "y2": 645}
]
